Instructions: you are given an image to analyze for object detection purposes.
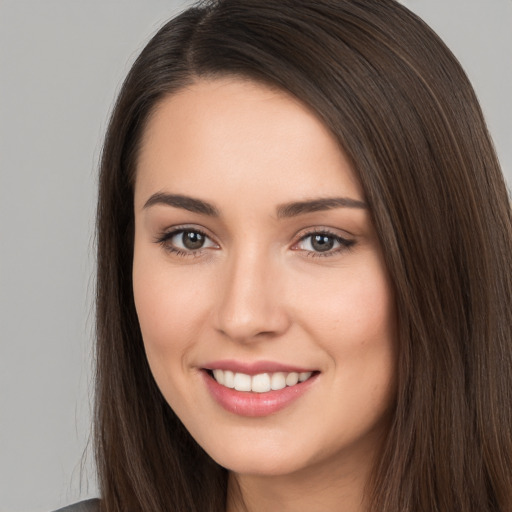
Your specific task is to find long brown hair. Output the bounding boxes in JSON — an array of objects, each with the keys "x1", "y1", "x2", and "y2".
[{"x1": 95, "y1": 1, "x2": 512, "y2": 510}]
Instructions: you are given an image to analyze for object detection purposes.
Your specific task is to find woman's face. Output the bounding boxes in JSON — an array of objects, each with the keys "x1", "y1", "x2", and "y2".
[{"x1": 133, "y1": 78, "x2": 397, "y2": 479}]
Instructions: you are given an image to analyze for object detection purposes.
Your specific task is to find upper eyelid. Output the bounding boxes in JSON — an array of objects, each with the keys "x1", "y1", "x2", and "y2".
[
  {"x1": 293, "y1": 226, "x2": 354, "y2": 244},
  {"x1": 157, "y1": 225, "x2": 216, "y2": 242},
  {"x1": 294, "y1": 231, "x2": 353, "y2": 246},
  {"x1": 294, "y1": 224, "x2": 354, "y2": 237}
]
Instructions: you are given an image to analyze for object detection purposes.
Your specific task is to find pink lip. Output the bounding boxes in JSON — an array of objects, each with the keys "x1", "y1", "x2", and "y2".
[
  {"x1": 201, "y1": 369, "x2": 319, "y2": 417},
  {"x1": 202, "y1": 359, "x2": 315, "y2": 375}
]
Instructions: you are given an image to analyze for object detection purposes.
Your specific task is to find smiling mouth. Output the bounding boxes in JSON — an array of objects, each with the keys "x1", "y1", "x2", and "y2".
[{"x1": 205, "y1": 369, "x2": 317, "y2": 393}]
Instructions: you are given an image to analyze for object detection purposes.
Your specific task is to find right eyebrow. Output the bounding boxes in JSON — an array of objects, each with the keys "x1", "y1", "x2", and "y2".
[{"x1": 143, "y1": 192, "x2": 220, "y2": 217}]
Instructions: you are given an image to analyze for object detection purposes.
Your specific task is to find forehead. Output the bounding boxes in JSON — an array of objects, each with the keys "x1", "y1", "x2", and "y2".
[{"x1": 135, "y1": 78, "x2": 363, "y2": 209}]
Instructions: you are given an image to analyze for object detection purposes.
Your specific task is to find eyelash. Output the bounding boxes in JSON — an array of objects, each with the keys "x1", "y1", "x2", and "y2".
[
  {"x1": 294, "y1": 229, "x2": 355, "y2": 258},
  {"x1": 155, "y1": 227, "x2": 214, "y2": 258},
  {"x1": 155, "y1": 227, "x2": 355, "y2": 258}
]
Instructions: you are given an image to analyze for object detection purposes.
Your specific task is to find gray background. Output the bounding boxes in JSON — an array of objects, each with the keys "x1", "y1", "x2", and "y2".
[{"x1": 0, "y1": 1, "x2": 510, "y2": 511}]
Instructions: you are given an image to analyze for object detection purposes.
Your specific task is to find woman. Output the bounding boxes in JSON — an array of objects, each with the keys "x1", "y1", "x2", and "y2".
[{"x1": 61, "y1": 0, "x2": 512, "y2": 510}]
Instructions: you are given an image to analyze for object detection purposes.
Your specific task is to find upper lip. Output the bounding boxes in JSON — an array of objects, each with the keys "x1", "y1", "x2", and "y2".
[{"x1": 201, "y1": 359, "x2": 316, "y2": 375}]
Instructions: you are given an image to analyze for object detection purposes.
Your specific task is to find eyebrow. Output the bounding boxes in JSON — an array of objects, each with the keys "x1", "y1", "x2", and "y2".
[
  {"x1": 143, "y1": 192, "x2": 367, "y2": 217},
  {"x1": 143, "y1": 192, "x2": 220, "y2": 216},
  {"x1": 276, "y1": 197, "x2": 367, "y2": 218}
]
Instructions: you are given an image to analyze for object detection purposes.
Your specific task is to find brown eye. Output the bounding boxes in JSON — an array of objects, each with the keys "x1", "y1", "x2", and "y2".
[
  {"x1": 311, "y1": 234, "x2": 335, "y2": 252},
  {"x1": 158, "y1": 228, "x2": 218, "y2": 254},
  {"x1": 295, "y1": 231, "x2": 355, "y2": 256},
  {"x1": 181, "y1": 230, "x2": 205, "y2": 250}
]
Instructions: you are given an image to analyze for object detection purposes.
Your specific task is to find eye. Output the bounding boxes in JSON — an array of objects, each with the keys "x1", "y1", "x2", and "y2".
[
  {"x1": 294, "y1": 231, "x2": 355, "y2": 256},
  {"x1": 172, "y1": 230, "x2": 211, "y2": 250},
  {"x1": 156, "y1": 228, "x2": 218, "y2": 255}
]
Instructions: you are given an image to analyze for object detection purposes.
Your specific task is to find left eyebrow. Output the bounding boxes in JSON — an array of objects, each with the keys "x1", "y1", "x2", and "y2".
[{"x1": 276, "y1": 197, "x2": 367, "y2": 218}]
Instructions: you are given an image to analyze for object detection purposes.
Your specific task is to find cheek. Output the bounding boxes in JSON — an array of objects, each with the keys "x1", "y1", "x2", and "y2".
[
  {"x1": 296, "y1": 257, "x2": 397, "y2": 410},
  {"x1": 298, "y1": 262, "x2": 395, "y2": 351},
  {"x1": 132, "y1": 248, "x2": 210, "y2": 373}
]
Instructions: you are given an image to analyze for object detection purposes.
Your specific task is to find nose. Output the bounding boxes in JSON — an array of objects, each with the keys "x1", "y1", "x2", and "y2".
[{"x1": 213, "y1": 247, "x2": 291, "y2": 343}]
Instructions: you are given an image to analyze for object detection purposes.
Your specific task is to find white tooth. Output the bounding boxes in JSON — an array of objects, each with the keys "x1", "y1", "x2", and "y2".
[
  {"x1": 234, "y1": 372, "x2": 252, "y2": 392},
  {"x1": 224, "y1": 370, "x2": 235, "y2": 388},
  {"x1": 251, "y1": 373, "x2": 271, "y2": 393},
  {"x1": 270, "y1": 372, "x2": 287, "y2": 390},
  {"x1": 285, "y1": 372, "x2": 299, "y2": 386},
  {"x1": 213, "y1": 369, "x2": 224, "y2": 385},
  {"x1": 299, "y1": 371, "x2": 312, "y2": 382}
]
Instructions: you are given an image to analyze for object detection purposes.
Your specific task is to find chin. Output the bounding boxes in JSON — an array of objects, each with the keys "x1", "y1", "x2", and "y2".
[
  {"x1": 196, "y1": 432, "x2": 304, "y2": 476},
  {"x1": 215, "y1": 452, "x2": 306, "y2": 477}
]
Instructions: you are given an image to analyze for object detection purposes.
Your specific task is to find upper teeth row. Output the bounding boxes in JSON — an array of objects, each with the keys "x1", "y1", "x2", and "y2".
[{"x1": 212, "y1": 369, "x2": 312, "y2": 393}]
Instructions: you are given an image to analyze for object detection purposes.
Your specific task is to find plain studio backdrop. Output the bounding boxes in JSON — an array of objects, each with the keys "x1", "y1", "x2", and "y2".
[{"x1": 0, "y1": 1, "x2": 510, "y2": 511}]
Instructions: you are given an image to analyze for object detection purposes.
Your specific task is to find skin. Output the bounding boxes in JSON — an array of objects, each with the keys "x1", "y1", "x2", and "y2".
[{"x1": 133, "y1": 78, "x2": 397, "y2": 512}]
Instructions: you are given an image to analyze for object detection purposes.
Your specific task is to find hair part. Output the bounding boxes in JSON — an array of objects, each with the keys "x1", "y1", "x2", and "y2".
[{"x1": 95, "y1": 1, "x2": 512, "y2": 511}]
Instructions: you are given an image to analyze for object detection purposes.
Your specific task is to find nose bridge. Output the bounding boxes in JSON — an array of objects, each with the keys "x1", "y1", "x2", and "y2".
[{"x1": 214, "y1": 243, "x2": 289, "y2": 342}]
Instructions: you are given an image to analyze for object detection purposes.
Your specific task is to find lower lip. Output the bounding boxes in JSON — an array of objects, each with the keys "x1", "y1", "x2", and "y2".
[{"x1": 202, "y1": 371, "x2": 318, "y2": 417}]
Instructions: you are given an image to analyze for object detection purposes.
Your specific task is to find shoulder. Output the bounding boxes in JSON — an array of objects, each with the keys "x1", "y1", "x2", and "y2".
[{"x1": 53, "y1": 498, "x2": 100, "y2": 512}]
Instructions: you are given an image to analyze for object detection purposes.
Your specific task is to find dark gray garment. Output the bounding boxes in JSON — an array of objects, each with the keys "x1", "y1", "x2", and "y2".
[{"x1": 53, "y1": 499, "x2": 100, "y2": 512}]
